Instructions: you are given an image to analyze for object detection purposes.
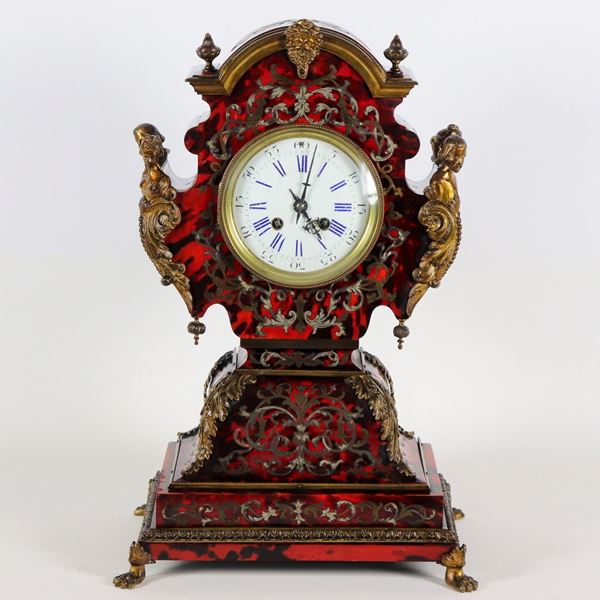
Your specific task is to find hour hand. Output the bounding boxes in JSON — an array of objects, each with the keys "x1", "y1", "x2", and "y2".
[{"x1": 290, "y1": 188, "x2": 308, "y2": 224}]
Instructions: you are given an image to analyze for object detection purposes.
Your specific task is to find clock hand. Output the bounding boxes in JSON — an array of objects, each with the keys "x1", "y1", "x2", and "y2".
[
  {"x1": 299, "y1": 144, "x2": 318, "y2": 203},
  {"x1": 293, "y1": 145, "x2": 319, "y2": 224},
  {"x1": 289, "y1": 184, "x2": 322, "y2": 237},
  {"x1": 289, "y1": 188, "x2": 308, "y2": 224}
]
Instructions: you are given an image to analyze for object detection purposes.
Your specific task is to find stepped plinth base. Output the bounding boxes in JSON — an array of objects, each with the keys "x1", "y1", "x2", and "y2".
[{"x1": 113, "y1": 440, "x2": 477, "y2": 592}]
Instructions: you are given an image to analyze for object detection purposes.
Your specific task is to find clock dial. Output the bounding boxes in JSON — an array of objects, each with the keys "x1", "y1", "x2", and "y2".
[{"x1": 219, "y1": 125, "x2": 383, "y2": 287}]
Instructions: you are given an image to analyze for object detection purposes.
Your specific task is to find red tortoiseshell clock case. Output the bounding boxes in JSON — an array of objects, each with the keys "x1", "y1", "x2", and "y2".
[
  {"x1": 114, "y1": 20, "x2": 476, "y2": 593},
  {"x1": 174, "y1": 49, "x2": 422, "y2": 342}
]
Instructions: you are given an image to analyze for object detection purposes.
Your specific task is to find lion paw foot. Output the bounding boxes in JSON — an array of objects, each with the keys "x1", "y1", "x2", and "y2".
[
  {"x1": 446, "y1": 571, "x2": 478, "y2": 593},
  {"x1": 113, "y1": 569, "x2": 145, "y2": 589}
]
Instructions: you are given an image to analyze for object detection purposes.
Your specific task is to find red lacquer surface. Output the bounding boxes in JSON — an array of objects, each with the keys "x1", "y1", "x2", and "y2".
[
  {"x1": 141, "y1": 442, "x2": 453, "y2": 565},
  {"x1": 166, "y1": 50, "x2": 428, "y2": 342},
  {"x1": 154, "y1": 442, "x2": 444, "y2": 527},
  {"x1": 157, "y1": 489, "x2": 443, "y2": 528},
  {"x1": 147, "y1": 542, "x2": 452, "y2": 563},
  {"x1": 171, "y1": 375, "x2": 426, "y2": 486}
]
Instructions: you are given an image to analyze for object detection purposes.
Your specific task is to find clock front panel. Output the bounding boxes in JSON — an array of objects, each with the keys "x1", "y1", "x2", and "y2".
[
  {"x1": 219, "y1": 126, "x2": 383, "y2": 288},
  {"x1": 171, "y1": 49, "x2": 425, "y2": 341}
]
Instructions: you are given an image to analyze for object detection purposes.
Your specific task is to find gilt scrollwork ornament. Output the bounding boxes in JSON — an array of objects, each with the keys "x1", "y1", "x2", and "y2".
[
  {"x1": 183, "y1": 371, "x2": 257, "y2": 477},
  {"x1": 161, "y1": 497, "x2": 436, "y2": 527},
  {"x1": 285, "y1": 19, "x2": 323, "y2": 79},
  {"x1": 407, "y1": 124, "x2": 466, "y2": 316},
  {"x1": 215, "y1": 382, "x2": 375, "y2": 477},
  {"x1": 259, "y1": 350, "x2": 340, "y2": 368},
  {"x1": 361, "y1": 351, "x2": 414, "y2": 439},
  {"x1": 134, "y1": 124, "x2": 192, "y2": 312},
  {"x1": 205, "y1": 66, "x2": 397, "y2": 175},
  {"x1": 345, "y1": 373, "x2": 415, "y2": 478}
]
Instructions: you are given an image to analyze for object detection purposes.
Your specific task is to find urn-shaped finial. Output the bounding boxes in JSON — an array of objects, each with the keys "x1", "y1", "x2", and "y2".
[
  {"x1": 196, "y1": 33, "x2": 221, "y2": 74},
  {"x1": 384, "y1": 34, "x2": 408, "y2": 75}
]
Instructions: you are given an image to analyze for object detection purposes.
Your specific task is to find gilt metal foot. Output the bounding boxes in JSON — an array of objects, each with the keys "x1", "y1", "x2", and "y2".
[
  {"x1": 113, "y1": 542, "x2": 155, "y2": 589},
  {"x1": 133, "y1": 504, "x2": 146, "y2": 516},
  {"x1": 439, "y1": 545, "x2": 478, "y2": 593},
  {"x1": 453, "y1": 507, "x2": 465, "y2": 520}
]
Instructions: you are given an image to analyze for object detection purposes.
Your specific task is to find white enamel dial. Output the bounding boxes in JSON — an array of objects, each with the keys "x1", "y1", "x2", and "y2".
[{"x1": 219, "y1": 126, "x2": 383, "y2": 287}]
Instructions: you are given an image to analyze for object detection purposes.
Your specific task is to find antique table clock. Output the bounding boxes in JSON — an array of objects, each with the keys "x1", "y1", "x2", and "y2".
[{"x1": 114, "y1": 20, "x2": 476, "y2": 593}]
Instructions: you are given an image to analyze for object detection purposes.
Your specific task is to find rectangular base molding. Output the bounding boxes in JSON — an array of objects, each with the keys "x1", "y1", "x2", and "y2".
[{"x1": 135, "y1": 440, "x2": 460, "y2": 563}]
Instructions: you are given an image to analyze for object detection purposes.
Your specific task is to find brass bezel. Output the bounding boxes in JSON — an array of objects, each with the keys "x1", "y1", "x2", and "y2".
[{"x1": 218, "y1": 124, "x2": 385, "y2": 288}]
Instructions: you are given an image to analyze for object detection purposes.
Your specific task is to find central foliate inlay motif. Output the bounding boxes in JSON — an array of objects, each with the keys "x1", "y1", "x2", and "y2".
[{"x1": 215, "y1": 382, "x2": 376, "y2": 477}]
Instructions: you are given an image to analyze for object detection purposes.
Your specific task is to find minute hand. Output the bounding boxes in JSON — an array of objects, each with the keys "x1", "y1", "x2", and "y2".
[{"x1": 299, "y1": 144, "x2": 318, "y2": 202}]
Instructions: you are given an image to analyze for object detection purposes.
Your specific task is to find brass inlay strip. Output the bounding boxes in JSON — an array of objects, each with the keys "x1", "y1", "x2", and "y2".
[
  {"x1": 169, "y1": 480, "x2": 429, "y2": 492},
  {"x1": 140, "y1": 525, "x2": 456, "y2": 545},
  {"x1": 137, "y1": 471, "x2": 456, "y2": 545}
]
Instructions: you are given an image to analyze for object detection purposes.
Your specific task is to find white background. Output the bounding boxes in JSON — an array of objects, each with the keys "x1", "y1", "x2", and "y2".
[{"x1": 1, "y1": 1, "x2": 599, "y2": 598}]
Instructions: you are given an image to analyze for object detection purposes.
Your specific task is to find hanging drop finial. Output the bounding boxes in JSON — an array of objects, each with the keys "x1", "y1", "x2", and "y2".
[
  {"x1": 393, "y1": 320, "x2": 410, "y2": 349},
  {"x1": 384, "y1": 34, "x2": 408, "y2": 76},
  {"x1": 196, "y1": 33, "x2": 221, "y2": 74},
  {"x1": 187, "y1": 318, "x2": 206, "y2": 345}
]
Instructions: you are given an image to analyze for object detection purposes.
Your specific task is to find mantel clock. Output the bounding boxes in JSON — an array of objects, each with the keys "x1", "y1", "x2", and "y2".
[{"x1": 114, "y1": 20, "x2": 476, "y2": 593}]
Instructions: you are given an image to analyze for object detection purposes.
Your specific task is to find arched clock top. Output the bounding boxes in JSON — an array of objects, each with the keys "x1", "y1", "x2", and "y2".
[
  {"x1": 187, "y1": 20, "x2": 416, "y2": 98},
  {"x1": 133, "y1": 20, "x2": 466, "y2": 347}
]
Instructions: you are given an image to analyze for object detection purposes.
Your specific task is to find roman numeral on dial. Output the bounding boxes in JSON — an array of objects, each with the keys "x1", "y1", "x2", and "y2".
[
  {"x1": 297, "y1": 154, "x2": 308, "y2": 172},
  {"x1": 273, "y1": 160, "x2": 286, "y2": 177},
  {"x1": 334, "y1": 203, "x2": 352, "y2": 212},
  {"x1": 330, "y1": 180, "x2": 347, "y2": 192},
  {"x1": 329, "y1": 219, "x2": 346, "y2": 237},
  {"x1": 253, "y1": 216, "x2": 271, "y2": 235},
  {"x1": 269, "y1": 232, "x2": 285, "y2": 252}
]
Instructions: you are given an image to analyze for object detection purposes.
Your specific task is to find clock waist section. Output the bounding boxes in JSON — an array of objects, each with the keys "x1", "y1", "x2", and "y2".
[
  {"x1": 237, "y1": 344, "x2": 363, "y2": 371},
  {"x1": 240, "y1": 338, "x2": 359, "y2": 350}
]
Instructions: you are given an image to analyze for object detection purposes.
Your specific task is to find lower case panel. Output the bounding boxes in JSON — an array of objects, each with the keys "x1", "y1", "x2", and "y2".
[
  {"x1": 137, "y1": 441, "x2": 458, "y2": 562},
  {"x1": 113, "y1": 442, "x2": 478, "y2": 592}
]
